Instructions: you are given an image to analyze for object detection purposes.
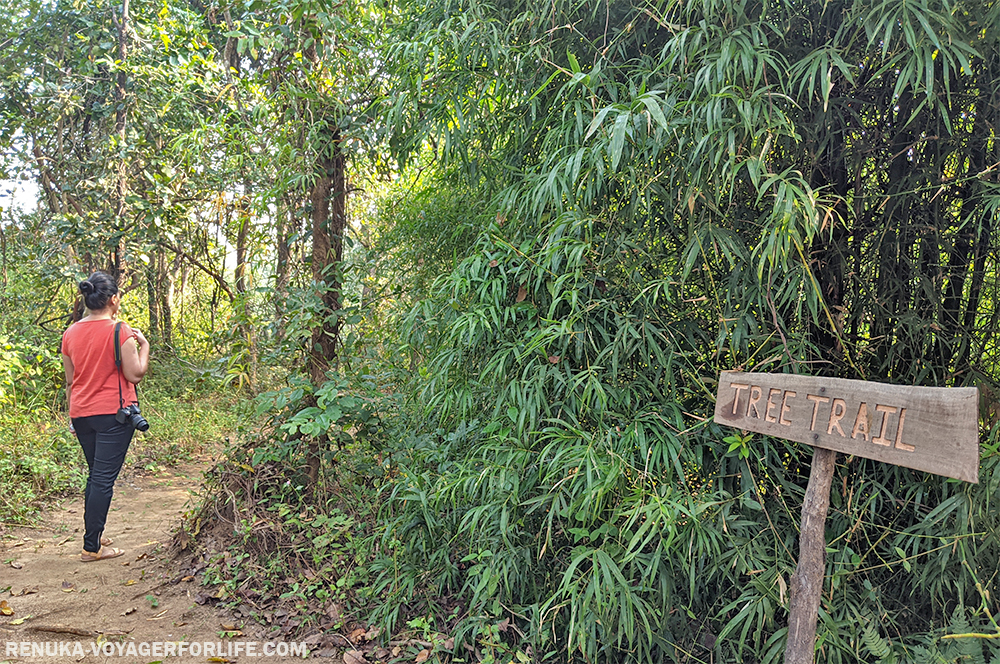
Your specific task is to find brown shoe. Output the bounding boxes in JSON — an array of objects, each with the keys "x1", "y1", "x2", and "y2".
[
  {"x1": 101, "y1": 536, "x2": 113, "y2": 546},
  {"x1": 80, "y1": 546, "x2": 125, "y2": 562}
]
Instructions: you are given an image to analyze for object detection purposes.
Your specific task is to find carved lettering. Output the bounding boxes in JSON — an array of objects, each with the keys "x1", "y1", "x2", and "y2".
[
  {"x1": 714, "y1": 371, "x2": 980, "y2": 484},
  {"x1": 780, "y1": 391, "x2": 796, "y2": 426},
  {"x1": 827, "y1": 398, "x2": 847, "y2": 437},
  {"x1": 730, "y1": 382, "x2": 750, "y2": 415},
  {"x1": 894, "y1": 408, "x2": 913, "y2": 451},
  {"x1": 746, "y1": 385, "x2": 763, "y2": 419},
  {"x1": 765, "y1": 388, "x2": 782, "y2": 423},
  {"x1": 872, "y1": 404, "x2": 897, "y2": 446},
  {"x1": 807, "y1": 394, "x2": 829, "y2": 431},
  {"x1": 851, "y1": 402, "x2": 871, "y2": 441}
]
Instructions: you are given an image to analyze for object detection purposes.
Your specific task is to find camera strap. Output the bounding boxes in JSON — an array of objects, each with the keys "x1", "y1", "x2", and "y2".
[{"x1": 113, "y1": 322, "x2": 139, "y2": 409}]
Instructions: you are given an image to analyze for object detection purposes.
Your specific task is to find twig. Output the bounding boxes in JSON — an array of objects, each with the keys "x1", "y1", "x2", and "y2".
[
  {"x1": 28, "y1": 625, "x2": 95, "y2": 637},
  {"x1": 389, "y1": 639, "x2": 434, "y2": 648},
  {"x1": 941, "y1": 632, "x2": 1000, "y2": 640},
  {"x1": 129, "y1": 576, "x2": 182, "y2": 600}
]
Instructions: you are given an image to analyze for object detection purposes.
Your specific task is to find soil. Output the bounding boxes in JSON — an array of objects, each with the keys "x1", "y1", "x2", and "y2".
[{"x1": 0, "y1": 459, "x2": 314, "y2": 664}]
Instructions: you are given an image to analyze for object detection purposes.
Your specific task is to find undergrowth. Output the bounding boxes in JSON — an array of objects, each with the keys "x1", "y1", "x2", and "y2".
[{"x1": 188, "y1": 445, "x2": 377, "y2": 628}]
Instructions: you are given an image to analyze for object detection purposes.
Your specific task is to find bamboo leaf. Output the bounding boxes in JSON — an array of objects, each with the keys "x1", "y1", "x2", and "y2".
[{"x1": 608, "y1": 111, "x2": 629, "y2": 171}]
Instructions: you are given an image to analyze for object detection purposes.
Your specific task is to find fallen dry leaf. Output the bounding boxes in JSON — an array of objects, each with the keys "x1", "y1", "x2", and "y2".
[
  {"x1": 124, "y1": 579, "x2": 137, "y2": 586},
  {"x1": 0, "y1": 600, "x2": 13, "y2": 616},
  {"x1": 391, "y1": 645, "x2": 402, "y2": 657},
  {"x1": 121, "y1": 607, "x2": 137, "y2": 616},
  {"x1": 516, "y1": 285, "x2": 528, "y2": 302},
  {"x1": 343, "y1": 650, "x2": 366, "y2": 664},
  {"x1": 181, "y1": 575, "x2": 194, "y2": 582},
  {"x1": 365, "y1": 627, "x2": 381, "y2": 641},
  {"x1": 415, "y1": 649, "x2": 431, "y2": 663},
  {"x1": 488, "y1": 259, "x2": 499, "y2": 268},
  {"x1": 10, "y1": 615, "x2": 31, "y2": 625},
  {"x1": 12, "y1": 587, "x2": 38, "y2": 597},
  {"x1": 9, "y1": 561, "x2": 23, "y2": 569},
  {"x1": 349, "y1": 627, "x2": 367, "y2": 644},
  {"x1": 61, "y1": 581, "x2": 75, "y2": 593},
  {"x1": 207, "y1": 658, "x2": 234, "y2": 663},
  {"x1": 220, "y1": 623, "x2": 240, "y2": 631},
  {"x1": 547, "y1": 355, "x2": 560, "y2": 364}
]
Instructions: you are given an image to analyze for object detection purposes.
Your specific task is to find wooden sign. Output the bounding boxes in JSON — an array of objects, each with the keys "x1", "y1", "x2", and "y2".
[
  {"x1": 714, "y1": 371, "x2": 981, "y2": 664},
  {"x1": 714, "y1": 371, "x2": 980, "y2": 483}
]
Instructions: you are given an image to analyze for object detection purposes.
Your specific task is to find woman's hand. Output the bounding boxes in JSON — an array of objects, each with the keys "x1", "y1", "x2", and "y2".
[{"x1": 121, "y1": 327, "x2": 151, "y2": 384}]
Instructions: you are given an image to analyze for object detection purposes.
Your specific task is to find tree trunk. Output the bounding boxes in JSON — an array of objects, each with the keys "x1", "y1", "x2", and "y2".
[
  {"x1": 109, "y1": 0, "x2": 130, "y2": 281},
  {"x1": 235, "y1": 191, "x2": 256, "y2": 388},
  {"x1": 162, "y1": 253, "x2": 175, "y2": 347},
  {"x1": 870, "y1": 92, "x2": 916, "y2": 376},
  {"x1": 305, "y1": 131, "x2": 346, "y2": 486},
  {"x1": 0, "y1": 222, "x2": 6, "y2": 290},
  {"x1": 275, "y1": 194, "x2": 293, "y2": 334},
  {"x1": 146, "y1": 262, "x2": 160, "y2": 341},
  {"x1": 807, "y1": 109, "x2": 850, "y2": 375}
]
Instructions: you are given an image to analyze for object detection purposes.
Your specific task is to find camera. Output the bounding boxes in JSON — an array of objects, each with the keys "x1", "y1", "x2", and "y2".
[{"x1": 116, "y1": 404, "x2": 149, "y2": 432}]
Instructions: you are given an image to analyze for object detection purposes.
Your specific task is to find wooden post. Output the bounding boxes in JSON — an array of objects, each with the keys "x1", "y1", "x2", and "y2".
[{"x1": 784, "y1": 446, "x2": 837, "y2": 664}]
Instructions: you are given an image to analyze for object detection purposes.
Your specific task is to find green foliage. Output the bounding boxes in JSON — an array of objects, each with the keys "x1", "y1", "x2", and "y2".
[
  {"x1": 358, "y1": 0, "x2": 1000, "y2": 660},
  {"x1": 0, "y1": 330, "x2": 84, "y2": 522},
  {"x1": 6, "y1": 0, "x2": 1000, "y2": 661}
]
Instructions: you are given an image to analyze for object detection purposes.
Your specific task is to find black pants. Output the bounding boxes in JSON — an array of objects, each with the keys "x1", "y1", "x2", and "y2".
[{"x1": 71, "y1": 414, "x2": 134, "y2": 553}]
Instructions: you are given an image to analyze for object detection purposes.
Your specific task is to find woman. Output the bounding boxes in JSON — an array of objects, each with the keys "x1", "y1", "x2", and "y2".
[{"x1": 61, "y1": 272, "x2": 150, "y2": 562}]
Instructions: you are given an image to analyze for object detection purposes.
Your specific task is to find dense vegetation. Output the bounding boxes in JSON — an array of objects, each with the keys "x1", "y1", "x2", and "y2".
[{"x1": 3, "y1": 0, "x2": 1000, "y2": 661}]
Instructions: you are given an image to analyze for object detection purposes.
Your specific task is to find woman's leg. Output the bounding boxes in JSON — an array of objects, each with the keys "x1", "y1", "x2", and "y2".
[
  {"x1": 73, "y1": 417, "x2": 98, "y2": 521},
  {"x1": 77, "y1": 414, "x2": 134, "y2": 553}
]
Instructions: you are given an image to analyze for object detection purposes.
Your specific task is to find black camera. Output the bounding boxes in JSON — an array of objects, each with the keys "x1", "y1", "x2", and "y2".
[{"x1": 116, "y1": 404, "x2": 149, "y2": 432}]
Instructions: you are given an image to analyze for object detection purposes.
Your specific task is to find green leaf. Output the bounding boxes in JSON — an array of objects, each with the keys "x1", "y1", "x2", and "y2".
[
  {"x1": 609, "y1": 112, "x2": 629, "y2": 171},
  {"x1": 567, "y1": 51, "x2": 580, "y2": 74}
]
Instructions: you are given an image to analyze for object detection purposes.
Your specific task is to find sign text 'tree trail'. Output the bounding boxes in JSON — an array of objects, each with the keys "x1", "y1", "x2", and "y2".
[{"x1": 713, "y1": 371, "x2": 979, "y2": 483}]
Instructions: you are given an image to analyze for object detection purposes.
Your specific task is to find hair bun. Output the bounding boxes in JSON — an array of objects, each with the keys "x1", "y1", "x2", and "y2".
[{"x1": 79, "y1": 280, "x2": 94, "y2": 294}]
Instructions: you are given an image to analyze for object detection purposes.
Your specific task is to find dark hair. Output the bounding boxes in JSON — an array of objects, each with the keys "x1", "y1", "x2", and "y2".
[{"x1": 78, "y1": 272, "x2": 119, "y2": 311}]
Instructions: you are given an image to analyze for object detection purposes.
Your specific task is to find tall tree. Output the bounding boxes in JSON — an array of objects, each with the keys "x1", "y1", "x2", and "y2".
[{"x1": 216, "y1": 0, "x2": 383, "y2": 483}]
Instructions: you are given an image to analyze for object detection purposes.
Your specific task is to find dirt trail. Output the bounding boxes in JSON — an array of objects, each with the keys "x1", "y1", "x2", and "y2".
[{"x1": 0, "y1": 460, "x2": 310, "y2": 663}]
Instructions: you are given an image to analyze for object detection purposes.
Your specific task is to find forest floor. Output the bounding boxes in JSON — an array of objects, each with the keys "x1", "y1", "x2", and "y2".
[{"x1": 0, "y1": 458, "x2": 315, "y2": 663}]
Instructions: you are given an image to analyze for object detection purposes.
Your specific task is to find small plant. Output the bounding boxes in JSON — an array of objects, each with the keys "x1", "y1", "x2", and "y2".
[{"x1": 724, "y1": 431, "x2": 753, "y2": 459}]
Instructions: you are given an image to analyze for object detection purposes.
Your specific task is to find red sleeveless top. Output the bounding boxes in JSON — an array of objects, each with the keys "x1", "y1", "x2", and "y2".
[{"x1": 61, "y1": 319, "x2": 138, "y2": 418}]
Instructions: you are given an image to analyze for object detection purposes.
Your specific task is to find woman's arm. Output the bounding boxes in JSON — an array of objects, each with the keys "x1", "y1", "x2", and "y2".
[
  {"x1": 121, "y1": 328, "x2": 150, "y2": 384},
  {"x1": 62, "y1": 353, "x2": 74, "y2": 429}
]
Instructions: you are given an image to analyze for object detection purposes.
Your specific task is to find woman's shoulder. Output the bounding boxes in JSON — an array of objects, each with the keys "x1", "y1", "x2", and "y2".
[{"x1": 63, "y1": 318, "x2": 116, "y2": 341}]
